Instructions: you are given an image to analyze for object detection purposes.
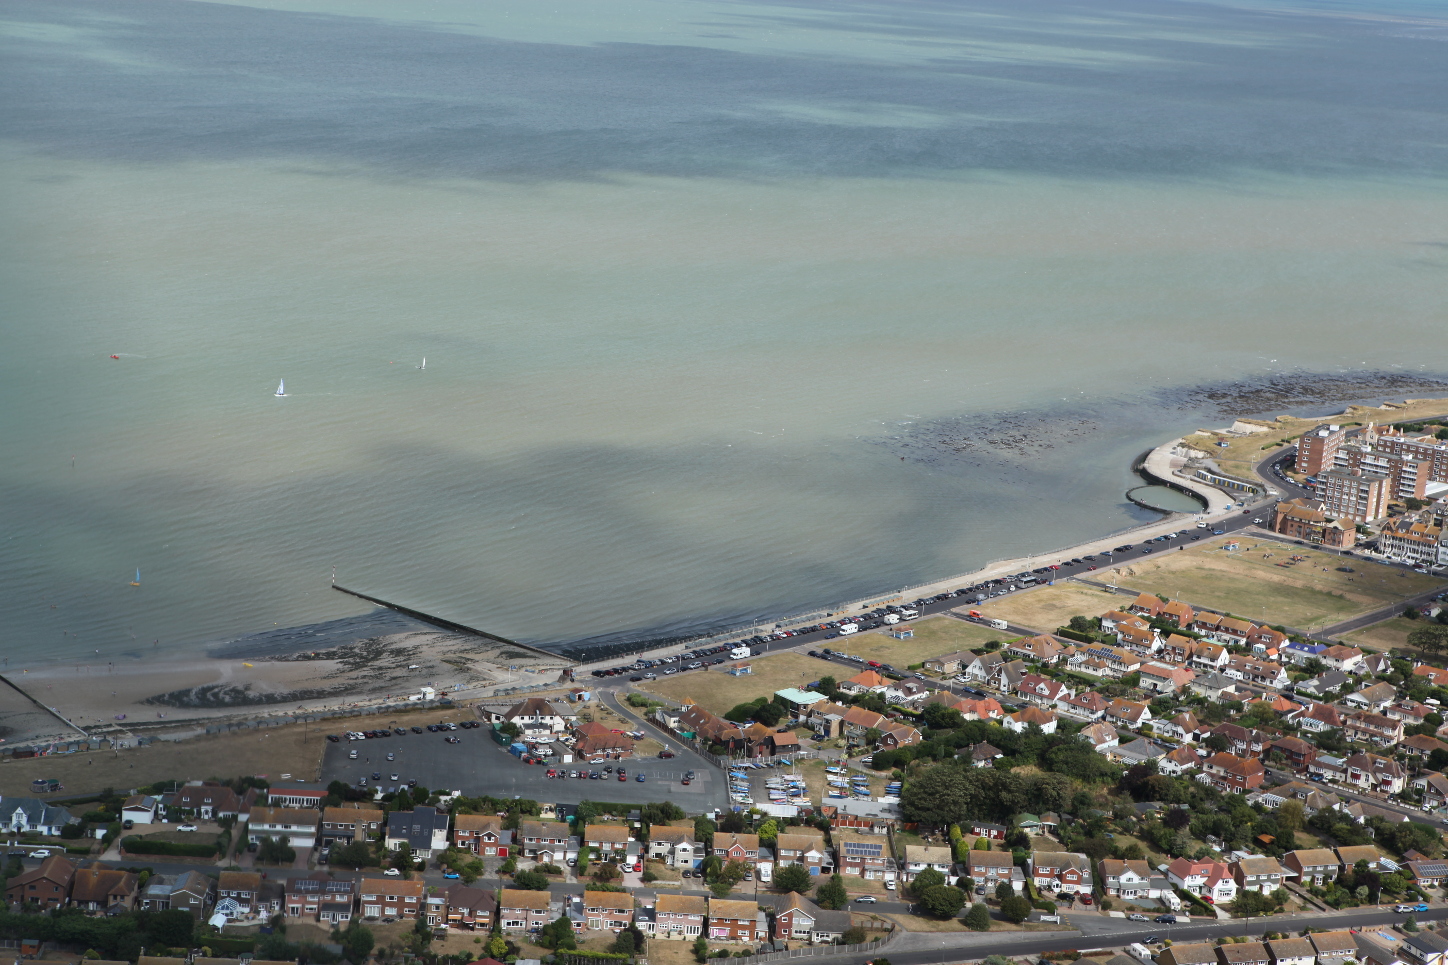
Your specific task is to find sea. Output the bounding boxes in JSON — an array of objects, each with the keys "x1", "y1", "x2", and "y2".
[{"x1": 3, "y1": 0, "x2": 1448, "y2": 665}]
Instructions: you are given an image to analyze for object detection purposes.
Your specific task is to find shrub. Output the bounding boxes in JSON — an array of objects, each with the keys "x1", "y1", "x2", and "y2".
[
  {"x1": 120, "y1": 837, "x2": 218, "y2": 858},
  {"x1": 999, "y1": 895, "x2": 1032, "y2": 923},
  {"x1": 964, "y1": 903, "x2": 991, "y2": 931}
]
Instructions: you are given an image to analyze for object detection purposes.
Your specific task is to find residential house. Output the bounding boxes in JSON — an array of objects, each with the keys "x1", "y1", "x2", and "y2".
[
  {"x1": 1268, "y1": 736, "x2": 1317, "y2": 772},
  {"x1": 322, "y1": 804, "x2": 385, "y2": 846},
  {"x1": 961, "y1": 651, "x2": 1007, "y2": 683},
  {"x1": 654, "y1": 893, "x2": 707, "y2": 939},
  {"x1": 287, "y1": 873, "x2": 358, "y2": 923},
  {"x1": 1267, "y1": 938, "x2": 1318, "y2": 965},
  {"x1": 519, "y1": 821, "x2": 574, "y2": 861},
  {"x1": 1344, "y1": 712, "x2": 1404, "y2": 747},
  {"x1": 583, "y1": 890, "x2": 634, "y2": 932},
  {"x1": 1231, "y1": 856, "x2": 1287, "y2": 894},
  {"x1": 834, "y1": 830, "x2": 889, "y2": 879},
  {"x1": 1282, "y1": 849, "x2": 1339, "y2": 887},
  {"x1": 168, "y1": 783, "x2": 241, "y2": 821},
  {"x1": 69, "y1": 865, "x2": 139, "y2": 915},
  {"x1": 0, "y1": 798, "x2": 79, "y2": 837},
  {"x1": 1405, "y1": 859, "x2": 1448, "y2": 890},
  {"x1": 965, "y1": 850, "x2": 1015, "y2": 892},
  {"x1": 1212, "y1": 723, "x2": 1269, "y2": 759},
  {"x1": 585, "y1": 824, "x2": 632, "y2": 857},
  {"x1": 1110, "y1": 738, "x2": 1168, "y2": 767},
  {"x1": 120, "y1": 795, "x2": 158, "y2": 826},
  {"x1": 444, "y1": 884, "x2": 496, "y2": 930},
  {"x1": 1283, "y1": 641, "x2": 1329, "y2": 666},
  {"x1": 215, "y1": 871, "x2": 263, "y2": 918},
  {"x1": 1166, "y1": 857, "x2": 1237, "y2": 902},
  {"x1": 1072, "y1": 644, "x2": 1142, "y2": 679},
  {"x1": 1016, "y1": 673, "x2": 1073, "y2": 708},
  {"x1": 140, "y1": 871, "x2": 214, "y2": 915},
  {"x1": 247, "y1": 806, "x2": 321, "y2": 849},
  {"x1": 1161, "y1": 600, "x2": 1196, "y2": 628},
  {"x1": 707, "y1": 898, "x2": 765, "y2": 943},
  {"x1": 483, "y1": 697, "x2": 577, "y2": 735},
  {"x1": 498, "y1": 888, "x2": 553, "y2": 933},
  {"x1": 649, "y1": 825, "x2": 701, "y2": 868},
  {"x1": 1293, "y1": 702, "x2": 1345, "y2": 733},
  {"x1": 1189, "y1": 672, "x2": 1239, "y2": 701},
  {"x1": 840, "y1": 706, "x2": 888, "y2": 740},
  {"x1": 1218, "y1": 943, "x2": 1271, "y2": 965},
  {"x1": 1398, "y1": 932, "x2": 1448, "y2": 965},
  {"x1": 1225, "y1": 656, "x2": 1289, "y2": 689},
  {"x1": 959, "y1": 696, "x2": 1005, "y2": 721},
  {"x1": 1248, "y1": 626, "x2": 1289, "y2": 657},
  {"x1": 1097, "y1": 858, "x2": 1154, "y2": 899},
  {"x1": 772, "y1": 892, "x2": 849, "y2": 945},
  {"x1": 775, "y1": 831, "x2": 829, "y2": 876},
  {"x1": 878, "y1": 721, "x2": 923, "y2": 749},
  {"x1": 1335, "y1": 845, "x2": 1386, "y2": 875},
  {"x1": 1214, "y1": 617, "x2": 1256, "y2": 647},
  {"x1": 385, "y1": 806, "x2": 451, "y2": 858},
  {"x1": 1105, "y1": 698, "x2": 1152, "y2": 730},
  {"x1": 1159, "y1": 944, "x2": 1224, "y2": 965},
  {"x1": 958, "y1": 742, "x2": 1005, "y2": 768},
  {"x1": 1080, "y1": 721, "x2": 1120, "y2": 753},
  {"x1": 1157, "y1": 712, "x2": 1203, "y2": 743},
  {"x1": 1128, "y1": 594, "x2": 1165, "y2": 619},
  {"x1": 969, "y1": 821, "x2": 1006, "y2": 841},
  {"x1": 922, "y1": 651, "x2": 974, "y2": 675},
  {"x1": 1412, "y1": 771, "x2": 1448, "y2": 809},
  {"x1": 1117, "y1": 623, "x2": 1162, "y2": 657},
  {"x1": 1139, "y1": 663, "x2": 1195, "y2": 694},
  {"x1": 1007, "y1": 634, "x2": 1067, "y2": 665},
  {"x1": 266, "y1": 786, "x2": 326, "y2": 809},
  {"x1": 838, "y1": 670, "x2": 890, "y2": 696},
  {"x1": 1057, "y1": 691, "x2": 1110, "y2": 720},
  {"x1": 1308, "y1": 932, "x2": 1360, "y2": 965},
  {"x1": 1160, "y1": 634, "x2": 1198, "y2": 665},
  {"x1": 1203, "y1": 752, "x2": 1265, "y2": 793},
  {"x1": 1343, "y1": 752, "x2": 1406, "y2": 794},
  {"x1": 577, "y1": 731, "x2": 636, "y2": 759},
  {"x1": 452, "y1": 814, "x2": 511, "y2": 856},
  {"x1": 1159, "y1": 745, "x2": 1203, "y2": 777},
  {"x1": 901, "y1": 845, "x2": 954, "y2": 883},
  {"x1": 5, "y1": 855, "x2": 75, "y2": 910},
  {"x1": 1320, "y1": 645, "x2": 1365, "y2": 673},
  {"x1": 882, "y1": 678, "x2": 932, "y2": 706},
  {"x1": 1294, "y1": 671, "x2": 1351, "y2": 701},
  {"x1": 1189, "y1": 641, "x2": 1230, "y2": 672},
  {"x1": 1343, "y1": 682, "x2": 1397, "y2": 713},
  {"x1": 1004, "y1": 706, "x2": 1058, "y2": 734},
  {"x1": 356, "y1": 875, "x2": 419, "y2": 921},
  {"x1": 1413, "y1": 664, "x2": 1448, "y2": 687},
  {"x1": 1028, "y1": 851, "x2": 1092, "y2": 895}
]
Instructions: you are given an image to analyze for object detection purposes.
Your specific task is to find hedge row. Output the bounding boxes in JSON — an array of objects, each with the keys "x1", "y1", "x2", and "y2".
[{"x1": 121, "y1": 837, "x2": 218, "y2": 857}]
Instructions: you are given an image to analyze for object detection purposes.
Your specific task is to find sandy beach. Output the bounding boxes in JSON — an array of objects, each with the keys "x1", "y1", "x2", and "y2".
[{"x1": 0, "y1": 627, "x2": 571, "y2": 748}]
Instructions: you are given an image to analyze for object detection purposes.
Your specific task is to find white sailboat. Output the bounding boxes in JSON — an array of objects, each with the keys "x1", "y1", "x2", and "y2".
[
  {"x1": 418, "y1": 358, "x2": 426, "y2": 370},
  {"x1": 275, "y1": 379, "x2": 287, "y2": 397}
]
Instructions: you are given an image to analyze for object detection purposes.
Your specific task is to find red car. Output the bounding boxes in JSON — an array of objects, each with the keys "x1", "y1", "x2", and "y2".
[{"x1": 1079, "y1": 894, "x2": 1093, "y2": 906}]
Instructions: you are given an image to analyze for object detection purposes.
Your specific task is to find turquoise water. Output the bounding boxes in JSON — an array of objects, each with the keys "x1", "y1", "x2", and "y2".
[{"x1": 2, "y1": 0, "x2": 1447, "y2": 661}]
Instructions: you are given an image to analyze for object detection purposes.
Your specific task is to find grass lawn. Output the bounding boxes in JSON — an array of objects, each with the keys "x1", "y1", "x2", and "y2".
[
  {"x1": 843, "y1": 618, "x2": 1003, "y2": 668},
  {"x1": 1344, "y1": 616, "x2": 1421, "y2": 652},
  {"x1": 967, "y1": 583, "x2": 1127, "y2": 633},
  {"x1": 1109, "y1": 537, "x2": 1448, "y2": 631},
  {"x1": 640, "y1": 653, "x2": 825, "y2": 716}
]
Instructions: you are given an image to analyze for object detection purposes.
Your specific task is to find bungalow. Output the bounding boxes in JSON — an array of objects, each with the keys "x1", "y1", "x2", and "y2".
[
  {"x1": 1218, "y1": 943, "x2": 1271, "y2": 965},
  {"x1": 1006, "y1": 634, "x2": 1067, "y2": 665},
  {"x1": 1080, "y1": 721, "x2": 1120, "y2": 753},
  {"x1": 1029, "y1": 851, "x2": 1092, "y2": 894},
  {"x1": 1267, "y1": 938, "x2": 1319, "y2": 965},
  {"x1": 1232, "y1": 856, "x2": 1287, "y2": 894},
  {"x1": 838, "y1": 670, "x2": 890, "y2": 696},
  {"x1": 1004, "y1": 706, "x2": 1058, "y2": 734},
  {"x1": 1111, "y1": 738, "x2": 1167, "y2": 766},
  {"x1": 922, "y1": 651, "x2": 974, "y2": 675},
  {"x1": 266, "y1": 786, "x2": 326, "y2": 809},
  {"x1": 958, "y1": 696, "x2": 1005, "y2": 721},
  {"x1": 444, "y1": 884, "x2": 496, "y2": 930},
  {"x1": 772, "y1": 891, "x2": 849, "y2": 945},
  {"x1": 1294, "y1": 671, "x2": 1351, "y2": 701},
  {"x1": 1283, "y1": 849, "x2": 1340, "y2": 887},
  {"x1": 969, "y1": 821, "x2": 1006, "y2": 840},
  {"x1": 958, "y1": 741, "x2": 1006, "y2": 768},
  {"x1": 654, "y1": 893, "x2": 707, "y2": 940},
  {"x1": 1309, "y1": 932, "x2": 1360, "y2": 965},
  {"x1": 1335, "y1": 845, "x2": 1386, "y2": 875},
  {"x1": 1283, "y1": 641, "x2": 1329, "y2": 666},
  {"x1": 139, "y1": 870, "x2": 214, "y2": 916},
  {"x1": 1159, "y1": 945, "x2": 1223, "y2": 965},
  {"x1": 1343, "y1": 682, "x2": 1397, "y2": 713},
  {"x1": 1413, "y1": 664, "x2": 1448, "y2": 687},
  {"x1": 707, "y1": 898, "x2": 764, "y2": 943},
  {"x1": 1139, "y1": 663, "x2": 1195, "y2": 695},
  {"x1": 498, "y1": 888, "x2": 553, "y2": 934},
  {"x1": 121, "y1": 795, "x2": 159, "y2": 826},
  {"x1": 1344, "y1": 712, "x2": 1404, "y2": 747},
  {"x1": 1405, "y1": 858, "x2": 1448, "y2": 889}
]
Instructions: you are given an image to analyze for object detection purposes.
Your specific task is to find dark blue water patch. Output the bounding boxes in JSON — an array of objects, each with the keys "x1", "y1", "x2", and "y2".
[{"x1": 2, "y1": 0, "x2": 1448, "y2": 181}]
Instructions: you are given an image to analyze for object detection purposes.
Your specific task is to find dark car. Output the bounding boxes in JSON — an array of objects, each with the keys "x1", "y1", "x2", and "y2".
[
  {"x1": 1154, "y1": 915, "x2": 1178, "y2": 924},
  {"x1": 393, "y1": 727, "x2": 406, "y2": 735},
  {"x1": 327, "y1": 734, "x2": 340, "y2": 742},
  {"x1": 371, "y1": 771, "x2": 381, "y2": 779},
  {"x1": 630, "y1": 675, "x2": 643, "y2": 681},
  {"x1": 427, "y1": 724, "x2": 439, "y2": 732},
  {"x1": 411, "y1": 725, "x2": 424, "y2": 733}
]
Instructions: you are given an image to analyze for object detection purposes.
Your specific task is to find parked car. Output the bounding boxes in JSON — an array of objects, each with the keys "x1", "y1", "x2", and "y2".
[
  {"x1": 384, "y1": 868, "x2": 401, "y2": 877},
  {"x1": 854, "y1": 896, "x2": 877, "y2": 903},
  {"x1": 1154, "y1": 914, "x2": 1177, "y2": 923},
  {"x1": 177, "y1": 824, "x2": 199, "y2": 832},
  {"x1": 1128, "y1": 913, "x2": 1149, "y2": 922}
]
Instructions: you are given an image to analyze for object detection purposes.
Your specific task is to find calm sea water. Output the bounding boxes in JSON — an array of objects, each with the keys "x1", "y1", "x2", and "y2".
[{"x1": 3, "y1": 0, "x2": 1448, "y2": 663}]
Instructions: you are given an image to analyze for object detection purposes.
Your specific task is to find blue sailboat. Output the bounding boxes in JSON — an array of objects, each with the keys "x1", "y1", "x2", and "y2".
[{"x1": 130, "y1": 568, "x2": 141, "y2": 587}]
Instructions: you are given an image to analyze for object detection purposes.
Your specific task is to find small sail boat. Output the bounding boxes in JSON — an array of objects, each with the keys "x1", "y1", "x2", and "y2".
[
  {"x1": 130, "y1": 568, "x2": 141, "y2": 587},
  {"x1": 418, "y1": 357, "x2": 426, "y2": 370},
  {"x1": 275, "y1": 379, "x2": 287, "y2": 397}
]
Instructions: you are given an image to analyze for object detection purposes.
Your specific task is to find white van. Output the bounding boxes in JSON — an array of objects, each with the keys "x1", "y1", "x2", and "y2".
[
  {"x1": 729, "y1": 645, "x2": 750, "y2": 659},
  {"x1": 758, "y1": 864, "x2": 772, "y2": 883},
  {"x1": 987, "y1": 618, "x2": 1009, "y2": 630},
  {"x1": 838, "y1": 623, "x2": 859, "y2": 636},
  {"x1": 899, "y1": 607, "x2": 920, "y2": 621}
]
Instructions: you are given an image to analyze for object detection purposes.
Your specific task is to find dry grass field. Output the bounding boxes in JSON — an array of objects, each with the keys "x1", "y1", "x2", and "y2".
[
  {"x1": 968, "y1": 582, "x2": 1126, "y2": 632},
  {"x1": 842, "y1": 618, "x2": 1003, "y2": 667},
  {"x1": 1344, "y1": 616, "x2": 1420, "y2": 652},
  {"x1": 639, "y1": 652, "x2": 825, "y2": 715},
  {"x1": 1111, "y1": 537, "x2": 1447, "y2": 630}
]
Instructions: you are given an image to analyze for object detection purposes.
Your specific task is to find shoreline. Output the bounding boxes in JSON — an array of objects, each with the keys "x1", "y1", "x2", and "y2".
[{"x1": 5, "y1": 395, "x2": 1446, "y2": 749}]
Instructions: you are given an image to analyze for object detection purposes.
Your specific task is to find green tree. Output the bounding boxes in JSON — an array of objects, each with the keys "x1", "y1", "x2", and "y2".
[
  {"x1": 998, "y1": 895, "x2": 1032, "y2": 923},
  {"x1": 1409, "y1": 624, "x2": 1448, "y2": 655},
  {"x1": 994, "y1": 881, "x2": 1014, "y2": 902},
  {"x1": 816, "y1": 874, "x2": 848, "y2": 910},
  {"x1": 147, "y1": 910, "x2": 196, "y2": 948},
  {"x1": 911, "y1": 868, "x2": 946, "y2": 898},
  {"x1": 612, "y1": 930, "x2": 637, "y2": 955},
  {"x1": 972, "y1": 837, "x2": 990, "y2": 851},
  {"x1": 756, "y1": 819, "x2": 779, "y2": 846},
  {"x1": 537, "y1": 916, "x2": 577, "y2": 951},
  {"x1": 331, "y1": 841, "x2": 375, "y2": 870},
  {"x1": 919, "y1": 884, "x2": 966, "y2": 919},
  {"x1": 512, "y1": 870, "x2": 551, "y2": 890},
  {"x1": 1233, "y1": 890, "x2": 1272, "y2": 917},
  {"x1": 256, "y1": 835, "x2": 296, "y2": 865},
  {"x1": 774, "y1": 864, "x2": 813, "y2": 894},
  {"x1": 486, "y1": 934, "x2": 508, "y2": 959},
  {"x1": 693, "y1": 934, "x2": 709, "y2": 963},
  {"x1": 340, "y1": 921, "x2": 374, "y2": 963}
]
